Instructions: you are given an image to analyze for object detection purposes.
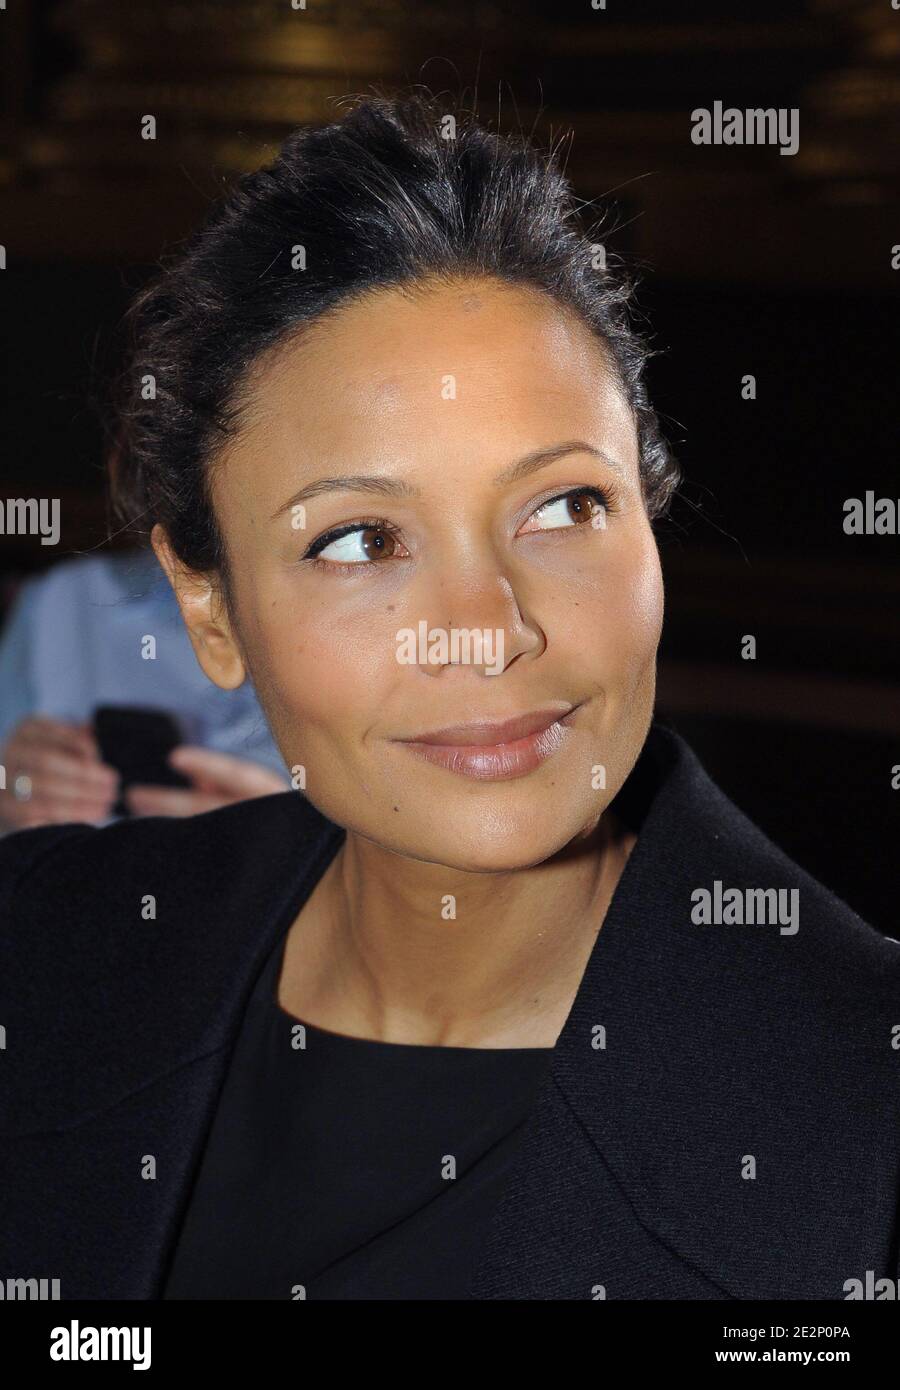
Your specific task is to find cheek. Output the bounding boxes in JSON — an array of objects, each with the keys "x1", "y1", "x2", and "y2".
[
  {"x1": 246, "y1": 591, "x2": 398, "y2": 739},
  {"x1": 554, "y1": 527, "x2": 664, "y2": 684},
  {"x1": 622, "y1": 537, "x2": 665, "y2": 661}
]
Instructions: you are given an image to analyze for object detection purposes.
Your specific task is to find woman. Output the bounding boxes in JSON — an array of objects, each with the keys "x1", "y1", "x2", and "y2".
[{"x1": 1, "y1": 91, "x2": 898, "y2": 1302}]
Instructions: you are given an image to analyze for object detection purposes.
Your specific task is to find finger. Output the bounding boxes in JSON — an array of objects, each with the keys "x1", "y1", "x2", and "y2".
[
  {"x1": 7, "y1": 747, "x2": 120, "y2": 796},
  {"x1": 124, "y1": 784, "x2": 224, "y2": 817},
  {"x1": 1, "y1": 795, "x2": 114, "y2": 826},
  {"x1": 2, "y1": 776, "x2": 118, "y2": 814},
  {"x1": 0, "y1": 782, "x2": 117, "y2": 815},
  {"x1": 168, "y1": 745, "x2": 287, "y2": 796},
  {"x1": 41, "y1": 799, "x2": 116, "y2": 825},
  {"x1": 16, "y1": 717, "x2": 100, "y2": 759},
  {"x1": 74, "y1": 720, "x2": 102, "y2": 759}
]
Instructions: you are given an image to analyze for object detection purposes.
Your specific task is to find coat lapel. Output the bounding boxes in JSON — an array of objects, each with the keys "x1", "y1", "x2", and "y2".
[
  {"x1": 0, "y1": 791, "x2": 345, "y2": 1299},
  {"x1": 469, "y1": 727, "x2": 898, "y2": 1300}
]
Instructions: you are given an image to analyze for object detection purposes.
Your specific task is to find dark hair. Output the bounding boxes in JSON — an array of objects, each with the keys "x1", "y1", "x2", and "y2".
[{"x1": 107, "y1": 87, "x2": 679, "y2": 597}]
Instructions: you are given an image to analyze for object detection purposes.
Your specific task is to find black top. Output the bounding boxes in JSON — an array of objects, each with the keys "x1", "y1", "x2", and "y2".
[
  {"x1": 162, "y1": 927, "x2": 554, "y2": 1300},
  {"x1": 4, "y1": 724, "x2": 900, "y2": 1300}
]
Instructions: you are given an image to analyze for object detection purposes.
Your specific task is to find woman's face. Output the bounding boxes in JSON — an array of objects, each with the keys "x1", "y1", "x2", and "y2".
[{"x1": 175, "y1": 276, "x2": 664, "y2": 871}]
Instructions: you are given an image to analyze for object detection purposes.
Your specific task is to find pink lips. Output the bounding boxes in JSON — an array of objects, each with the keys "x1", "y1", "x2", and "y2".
[{"x1": 395, "y1": 705, "x2": 578, "y2": 781}]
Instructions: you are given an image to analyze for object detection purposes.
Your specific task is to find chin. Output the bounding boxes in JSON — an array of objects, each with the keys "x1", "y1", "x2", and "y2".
[{"x1": 379, "y1": 802, "x2": 604, "y2": 874}]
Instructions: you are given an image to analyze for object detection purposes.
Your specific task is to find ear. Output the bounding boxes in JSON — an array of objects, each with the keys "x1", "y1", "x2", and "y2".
[{"x1": 150, "y1": 523, "x2": 246, "y2": 690}]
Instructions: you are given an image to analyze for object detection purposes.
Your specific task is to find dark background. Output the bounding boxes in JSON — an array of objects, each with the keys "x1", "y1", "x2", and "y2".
[{"x1": 1, "y1": 0, "x2": 897, "y2": 929}]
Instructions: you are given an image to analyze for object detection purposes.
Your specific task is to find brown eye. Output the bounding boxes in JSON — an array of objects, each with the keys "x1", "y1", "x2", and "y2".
[
  {"x1": 310, "y1": 523, "x2": 400, "y2": 564},
  {"x1": 565, "y1": 491, "x2": 596, "y2": 525},
  {"x1": 518, "y1": 486, "x2": 609, "y2": 538},
  {"x1": 360, "y1": 527, "x2": 396, "y2": 560}
]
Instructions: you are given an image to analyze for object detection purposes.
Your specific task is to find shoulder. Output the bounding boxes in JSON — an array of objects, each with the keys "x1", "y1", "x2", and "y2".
[
  {"x1": 0, "y1": 793, "x2": 341, "y2": 1129},
  {"x1": 0, "y1": 791, "x2": 335, "y2": 984},
  {"x1": 0, "y1": 789, "x2": 326, "y2": 920},
  {"x1": 7, "y1": 550, "x2": 165, "y2": 618},
  {"x1": 579, "y1": 725, "x2": 900, "y2": 1272},
  {"x1": 0, "y1": 821, "x2": 97, "y2": 892},
  {"x1": 638, "y1": 723, "x2": 900, "y2": 1031}
]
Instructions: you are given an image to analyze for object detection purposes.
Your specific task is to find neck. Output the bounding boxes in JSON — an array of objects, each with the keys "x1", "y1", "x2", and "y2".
[{"x1": 278, "y1": 810, "x2": 637, "y2": 1048}]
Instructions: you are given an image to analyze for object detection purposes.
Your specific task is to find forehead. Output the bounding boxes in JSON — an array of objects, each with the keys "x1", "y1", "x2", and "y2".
[{"x1": 218, "y1": 276, "x2": 637, "y2": 483}]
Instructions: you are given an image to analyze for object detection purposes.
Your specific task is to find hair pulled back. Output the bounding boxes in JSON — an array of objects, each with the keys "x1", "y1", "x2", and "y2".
[{"x1": 107, "y1": 88, "x2": 679, "y2": 590}]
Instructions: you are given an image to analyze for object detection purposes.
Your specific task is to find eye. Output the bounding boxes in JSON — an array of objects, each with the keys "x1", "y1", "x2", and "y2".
[
  {"x1": 302, "y1": 483, "x2": 615, "y2": 573},
  {"x1": 304, "y1": 520, "x2": 404, "y2": 568},
  {"x1": 518, "y1": 486, "x2": 612, "y2": 535}
]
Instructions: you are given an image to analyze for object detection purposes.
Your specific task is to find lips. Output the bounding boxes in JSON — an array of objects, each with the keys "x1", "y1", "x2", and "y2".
[
  {"x1": 394, "y1": 705, "x2": 579, "y2": 782},
  {"x1": 398, "y1": 705, "x2": 575, "y2": 748}
]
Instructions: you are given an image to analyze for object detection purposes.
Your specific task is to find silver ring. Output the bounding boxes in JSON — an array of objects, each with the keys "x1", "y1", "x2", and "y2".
[{"x1": 13, "y1": 774, "x2": 33, "y2": 802}]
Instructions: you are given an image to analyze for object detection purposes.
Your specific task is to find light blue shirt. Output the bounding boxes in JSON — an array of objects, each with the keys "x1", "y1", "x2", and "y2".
[{"x1": 0, "y1": 548, "x2": 289, "y2": 783}]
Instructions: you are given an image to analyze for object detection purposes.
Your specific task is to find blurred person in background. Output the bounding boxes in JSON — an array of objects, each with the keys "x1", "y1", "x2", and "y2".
[{"x1": 0, "y1": 546, "x2": 290, "y2": 832}]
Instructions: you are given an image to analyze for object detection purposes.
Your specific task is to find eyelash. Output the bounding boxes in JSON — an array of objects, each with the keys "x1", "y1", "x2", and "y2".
[{"x1": 302, "y1": 484, "x2": 618, "y2": 573}]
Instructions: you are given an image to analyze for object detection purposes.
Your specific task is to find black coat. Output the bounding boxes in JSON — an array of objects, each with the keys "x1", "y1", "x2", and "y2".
[{"x1": 2, "y1": 723, "x2": 898, "y2": 1300}]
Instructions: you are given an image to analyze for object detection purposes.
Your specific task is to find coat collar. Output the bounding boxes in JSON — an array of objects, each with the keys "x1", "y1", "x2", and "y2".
[
  {"x1": 3, "y1": 723, "x2": 893, "y2": 1299},
  {"x1": 471, "y1": 724, "x2": 897, "y2": 1299}
]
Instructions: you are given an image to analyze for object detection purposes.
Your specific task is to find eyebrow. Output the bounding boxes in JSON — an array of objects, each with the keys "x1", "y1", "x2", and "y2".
[{"x1": 269, "y1": 441, "x2": 623, "y2": 521}]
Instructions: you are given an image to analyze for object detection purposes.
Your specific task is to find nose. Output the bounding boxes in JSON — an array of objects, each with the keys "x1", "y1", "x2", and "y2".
[{"x1": 412, "y1": 567, "x2": 545, "y2": 679}]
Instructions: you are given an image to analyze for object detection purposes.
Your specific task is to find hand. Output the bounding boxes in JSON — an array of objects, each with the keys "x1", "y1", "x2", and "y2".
[
  {"x1": 124, "y1": 745, "x2": 289, "y2": 817},
  {"x1": 0, "y1": 716, "x2": 120, "y2": 830}
]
